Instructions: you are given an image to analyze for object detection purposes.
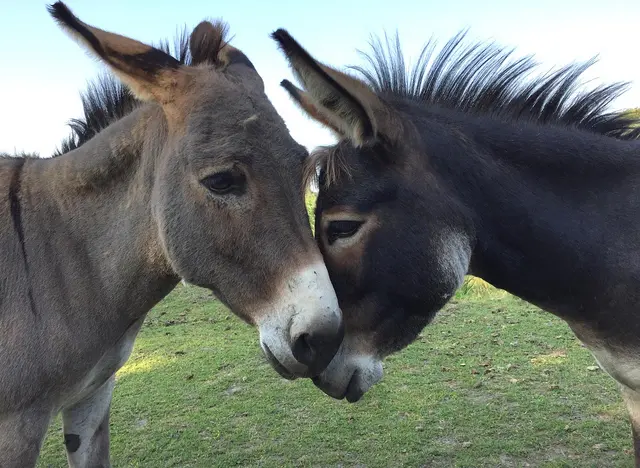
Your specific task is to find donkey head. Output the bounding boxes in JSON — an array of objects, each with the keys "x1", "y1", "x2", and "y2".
[
  {"x1": 273, "y1": 30, "x2": 474, "y2": 399},
  {"x1": 50, "y1": 3, "x2": 344, "y2": 378}
]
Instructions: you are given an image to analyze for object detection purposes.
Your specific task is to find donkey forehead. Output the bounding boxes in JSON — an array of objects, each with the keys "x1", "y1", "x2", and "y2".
[
  {"x1": 186, "y1": 80, "x2": 285, "y2": 129},
  {"x1": 319, "y1": 178, "x2": 398, "y2": 215},
  {"x1": 174, "y1": 73, "x2": 307, "y2": 165},
  {"x1": 184, "y1": 113, "x2": 307, "y2": 170},
  {"x1": 317, "y1": 145, "x2": 398, "y2": 210}
]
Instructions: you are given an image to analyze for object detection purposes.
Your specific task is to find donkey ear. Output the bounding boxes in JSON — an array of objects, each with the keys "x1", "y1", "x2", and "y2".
[
  {"x1": 280, "y1": 80, "x2": 342, "y2": 136},
  {"x1": 190, "y1": 20, "x2": 264, "y2": 92},
  {"x1": 189, "y1": 21, "x2": 225, "y2": 65},
  {"x1": 48, "y1": 2, "x2": 184, "y2": 104},
  {"x1": 272, "y1": 29, "x2": 384, "y2": 146}
]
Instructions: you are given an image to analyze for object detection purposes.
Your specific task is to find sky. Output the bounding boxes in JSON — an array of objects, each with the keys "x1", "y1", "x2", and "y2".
[{"x1": 1, "y1": 1, "x2": 639, "y2": 156}]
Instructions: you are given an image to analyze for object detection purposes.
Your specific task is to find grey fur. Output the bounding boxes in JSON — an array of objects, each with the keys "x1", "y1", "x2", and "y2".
[{"x1": 0, "y1": 4, "x2": 343, "y2": 466}]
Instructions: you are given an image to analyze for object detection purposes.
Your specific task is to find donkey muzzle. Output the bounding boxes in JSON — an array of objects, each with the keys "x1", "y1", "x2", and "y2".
[{"x1": 258, "y1": 261, "x2": 343, "y2": 378}]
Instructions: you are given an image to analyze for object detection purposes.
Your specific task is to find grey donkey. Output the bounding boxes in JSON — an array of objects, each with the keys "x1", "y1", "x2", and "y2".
[{"x1": 0, "y1": 3, "x2": 344, "y2": 467}]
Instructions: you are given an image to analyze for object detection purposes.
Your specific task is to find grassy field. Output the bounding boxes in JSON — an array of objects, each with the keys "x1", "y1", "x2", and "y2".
[{"x1": 37, "y1": 284, "x2": 634, "y2": 467}]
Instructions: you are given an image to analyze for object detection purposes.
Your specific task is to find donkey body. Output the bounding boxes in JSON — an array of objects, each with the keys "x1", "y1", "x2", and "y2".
[
  {"x1": 0, "y1": 4, "x2": 343, "y2": 467},
  {"x1": 274, "y1": 30, "x2": 640, "y2": 463}
]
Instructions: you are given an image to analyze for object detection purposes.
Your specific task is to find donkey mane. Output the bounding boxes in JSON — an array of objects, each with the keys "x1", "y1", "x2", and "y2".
[
  {"x1": 1, "y1": 152, "x2": 39, "y2": 159},
  {"x1": 55, "y1": 22, "x2": 230, "y2": 156},
  {"x1": 304, "y1": 30, "x2": 640, "y2": 188},
  {"x1": 351, "y1": 30, "x2": 640, "y2": 140}
]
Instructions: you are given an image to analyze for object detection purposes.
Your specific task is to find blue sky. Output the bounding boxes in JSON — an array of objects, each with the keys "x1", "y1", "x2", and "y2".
[{"x1": 1, "y1": 1, "x2": 639, "y2": 156}]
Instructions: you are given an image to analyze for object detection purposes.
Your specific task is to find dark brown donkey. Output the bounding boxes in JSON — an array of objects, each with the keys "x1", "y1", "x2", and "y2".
[
  {"x1": 0, "y1": 4, "x2": 344, "y2": 467},
  {"x1": 273, "y1": 30, "x2": 640, "y2": 463}
]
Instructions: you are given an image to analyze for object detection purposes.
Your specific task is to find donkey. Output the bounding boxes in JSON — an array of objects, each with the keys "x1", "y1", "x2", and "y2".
[
  {"x1": 0, "y1": 3, "x2": 344, "y2": 467},
  {"x1": 273, "y1": 29, "x2": 640, "y2": 463}
]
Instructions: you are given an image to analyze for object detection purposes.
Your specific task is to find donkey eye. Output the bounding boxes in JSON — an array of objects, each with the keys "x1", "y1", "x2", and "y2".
[
  {"x1": 200, "y1": 171, "x2": 244, "y2": 195},
  {"x1": 327, "y1": 220, "x2": 364, "y2": 244}
]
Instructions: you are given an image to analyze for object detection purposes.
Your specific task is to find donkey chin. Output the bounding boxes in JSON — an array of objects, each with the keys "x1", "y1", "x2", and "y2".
[
  {"x1": 311, "y1": 338, "x2": 384, "y2": 402},
  {"x1": 255, "y1": 262, "x2": 345, "y2": 379}
]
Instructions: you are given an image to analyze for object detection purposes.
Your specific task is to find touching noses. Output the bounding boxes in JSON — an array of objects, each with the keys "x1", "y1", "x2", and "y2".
[
  {"x1": 258, "y1": 261, "x2": 343, "y2": 378},
  {"x1": 289, "y1": 304, "x2": 344, "y2": 375}
]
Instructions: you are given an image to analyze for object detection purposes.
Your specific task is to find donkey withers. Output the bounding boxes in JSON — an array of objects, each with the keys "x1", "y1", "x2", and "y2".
[
  {"x1": 0, "y1": 4, "x2": 343, "y2": 466},
  {"x1": 274, "y1": 30, "x2": 640, "y2": 463}
]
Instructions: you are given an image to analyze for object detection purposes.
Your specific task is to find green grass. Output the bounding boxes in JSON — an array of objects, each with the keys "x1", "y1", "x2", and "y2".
[
  {"x1": 37, "y1": 285, "x2": 634, "y2": 467},
  {"x1": 306, "y1": 190, "x2": 316, "y2": 219}
]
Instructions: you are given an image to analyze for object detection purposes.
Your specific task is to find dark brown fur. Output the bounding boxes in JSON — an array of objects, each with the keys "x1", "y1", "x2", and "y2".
[{"x1": 275, "y1": 28, "x2": 640, "y2": 464}]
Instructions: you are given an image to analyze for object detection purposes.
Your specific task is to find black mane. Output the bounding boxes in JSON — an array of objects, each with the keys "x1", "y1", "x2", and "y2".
[
  {"x1": 55, "y1": 25, "x2": 229, "y2": 155},
  {"x1": 351, "y1": 30, "x2": 640, "y2": 140}
]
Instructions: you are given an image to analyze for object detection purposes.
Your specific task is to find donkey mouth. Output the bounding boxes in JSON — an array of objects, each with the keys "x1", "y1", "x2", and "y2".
[
  {"x1": 262, "y1": 343, "x2": 296, "y2": 380},
  {"x1": 312, "y1": 371, "x2": 364, "y2": 403},
  {"x1": 344, "y1": 371, "x2": 365, "y2": 403}
]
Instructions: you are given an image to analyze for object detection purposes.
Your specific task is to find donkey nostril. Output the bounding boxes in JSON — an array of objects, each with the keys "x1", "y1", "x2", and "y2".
[
  {"x1": 291, "y1": 333, "x2": 317, "y2": 366},
  {"x1": 289, "y1": 313, "x2": 344, "y2": 375}
]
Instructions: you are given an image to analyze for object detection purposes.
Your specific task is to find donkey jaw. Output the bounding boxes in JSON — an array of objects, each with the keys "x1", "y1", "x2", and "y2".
[
  {"x1": 311, "y1": 340, "x2": 384, "y2": 402},
  {"x1": 257, "y1": 262, "x2": 343, "y2": 378}
]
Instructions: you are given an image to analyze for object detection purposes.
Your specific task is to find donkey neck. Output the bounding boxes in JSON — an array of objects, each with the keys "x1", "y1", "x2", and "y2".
[
  {"x1": 425, "y1": 109, "x2": 640, "y2": 321},
  {"x1": 20, "y1": 106, "x2": 177, "y2": 327}
]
